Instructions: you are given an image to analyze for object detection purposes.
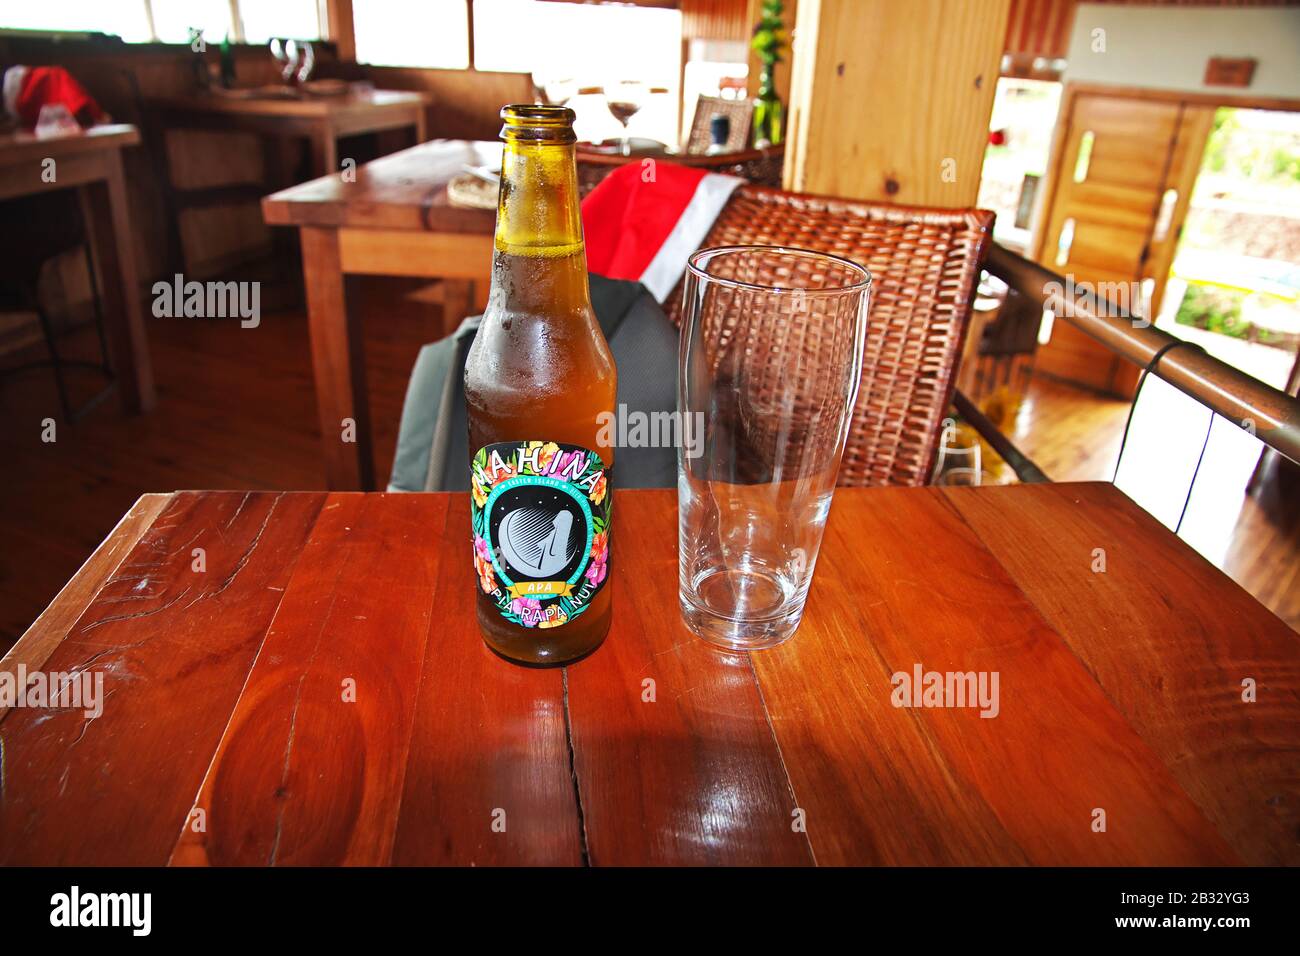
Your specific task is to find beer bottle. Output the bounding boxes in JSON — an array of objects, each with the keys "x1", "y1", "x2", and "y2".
[{"x1": 465, "y1": 105, "x2": 616, "y2": 666}]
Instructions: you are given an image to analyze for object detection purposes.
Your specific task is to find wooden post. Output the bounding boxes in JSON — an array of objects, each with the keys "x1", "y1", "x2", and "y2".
[
  {"x1": 784, "y1": 0, "x2": 1009, "y2": 207},
  {"x1": 79, "y1": 150, "x2": 156, "y2": 414},
  {"x1": 301, "y1": 226, "x2": 374, "y2": 490},
  {"x1": 466, "y1": 0, "x2": 476, "y2": 70},
  {"x1": 324, "y1": 0, "x2": 357, "y2": 62}
]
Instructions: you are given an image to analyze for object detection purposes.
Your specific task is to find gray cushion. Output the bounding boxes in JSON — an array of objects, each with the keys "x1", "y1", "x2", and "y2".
[{"x1": 388, "y1": 274, "x2": 679, "y2": 492}]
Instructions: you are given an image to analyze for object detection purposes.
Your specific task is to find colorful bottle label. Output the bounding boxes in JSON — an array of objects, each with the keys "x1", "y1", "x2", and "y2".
[{"x1": 471, "y1": 441, "x2": 610, "y2": 629}]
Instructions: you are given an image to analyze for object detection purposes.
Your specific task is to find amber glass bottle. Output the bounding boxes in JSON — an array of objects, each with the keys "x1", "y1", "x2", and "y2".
[{"x1": 464, "y1": 105, "x2": 616, "y2": 666}]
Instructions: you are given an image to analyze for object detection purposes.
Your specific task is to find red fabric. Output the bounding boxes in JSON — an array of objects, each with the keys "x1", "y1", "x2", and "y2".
[
  {"x1": 15, "y1": 67, "x2": 104, "y2": 128},
  {"x1": 581, "y1": 161, "x2": 709, "y2": 281}
]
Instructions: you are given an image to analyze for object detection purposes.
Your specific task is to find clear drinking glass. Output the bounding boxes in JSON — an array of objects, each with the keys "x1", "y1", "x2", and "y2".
[{"x1": 678, "y1": 246, "x2": 870, "y2": 650}]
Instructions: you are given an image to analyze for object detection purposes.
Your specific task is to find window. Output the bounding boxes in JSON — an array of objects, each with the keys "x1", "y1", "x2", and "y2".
[
  {"x1": 0, "y1": 1, "x2": 320, "y2": 45},
  {"x1": 150, "y1": 0, "x2": 234, "y2": 44},
  {"x1": 239, "y1": 1, "x2": 322, "y2": 44},
  {"x1": 354, "y1": 0, "x2": 469, "y2": 69},
  {"x1": 474, "y1": 0, "x2": 681, "y2": 147},
  {"x1": 976, "y1": 77, "x2": 1064, "y2": 251},
  {"x1": 0, "y1": 2, "x2": 152, "y2": 42}
]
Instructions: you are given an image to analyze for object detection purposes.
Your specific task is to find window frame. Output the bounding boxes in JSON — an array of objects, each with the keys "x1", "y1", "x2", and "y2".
[{"x1": 134, "y1": 0, "x2": 326, "y2": 45}]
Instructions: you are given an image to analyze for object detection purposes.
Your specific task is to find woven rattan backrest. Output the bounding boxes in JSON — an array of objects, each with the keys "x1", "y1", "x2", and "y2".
[{"x1": 666, "y1": 185, "x2": 995, "y2": 487}]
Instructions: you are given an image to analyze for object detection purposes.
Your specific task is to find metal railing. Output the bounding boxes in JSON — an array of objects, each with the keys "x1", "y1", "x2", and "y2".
[{"x1": 956, "y1": 244, "x2": 1300, "y2": 482}]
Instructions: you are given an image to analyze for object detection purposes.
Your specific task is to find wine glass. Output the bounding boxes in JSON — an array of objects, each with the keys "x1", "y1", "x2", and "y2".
[
  {"x1": 605, "y1": 80, "x2": 645, "y2": 155},
  {"x1": 296, "y1": 41, "x2": 315, "y2": 85},
  {"x1": 538, "y1": 75, "x2": 578, "y2": 107},
  {"x1": 282, "y1": 39, "x2": 300, "y2": 85}
]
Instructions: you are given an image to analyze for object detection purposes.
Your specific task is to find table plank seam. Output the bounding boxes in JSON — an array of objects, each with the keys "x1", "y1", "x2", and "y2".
[
  {"x1": 951, "y1": 481, "x2": 1294, "y2": 863},
  {"x1": 386, "y1": 497, "x2": 581, "y2": 865},
  {"x1": 1101, "y1": 483, "x2": 1294, "y2": 629},
  {"x1": 560, "y1": 667, "x2": 593, "y2": 866},
  {"x1": 745, "y1": 651, "x2": 819, "y2": 865}
]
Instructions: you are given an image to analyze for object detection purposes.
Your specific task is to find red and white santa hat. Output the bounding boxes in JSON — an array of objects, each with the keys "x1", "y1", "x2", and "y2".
[
  {"x1": 581, "y1": 160, "x2": 742, "y2": 303},
  {"x1": 2, "y1": 65, "x2": 107, "y2": 129}
]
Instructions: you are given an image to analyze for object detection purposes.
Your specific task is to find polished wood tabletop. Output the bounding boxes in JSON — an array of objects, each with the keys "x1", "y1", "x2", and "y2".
[
  {"x1": 263, "y1": 137, "x2": 498, "y2": 233},
  {"x1": 2, "y1": 483, "x2": 1294, "y2": 866}
]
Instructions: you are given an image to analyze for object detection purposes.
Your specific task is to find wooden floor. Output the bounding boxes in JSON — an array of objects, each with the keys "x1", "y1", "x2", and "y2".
[
  {"x1": 1, "y1": 289, "x2": 1296, "y2": 648},
  {"x1": 0, "y1": 277, "x2": 445, "y2": 647}
]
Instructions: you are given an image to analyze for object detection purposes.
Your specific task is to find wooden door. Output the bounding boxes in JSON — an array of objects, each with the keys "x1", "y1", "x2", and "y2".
[{"x1": 1032, "y1": 90, "x2": 1212, "y2": 396}]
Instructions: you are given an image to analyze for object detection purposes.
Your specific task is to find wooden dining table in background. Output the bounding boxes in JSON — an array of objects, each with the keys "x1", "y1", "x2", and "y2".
[
  {"x1": 0, "y1": 124, "x2": 154, "y2": 413},
  {"x1": 1, "y1": 482, "x2": 1295, "y2": 866},
  {"x1": 263, "y1": 139, "x2": 499, "y2": 491},
  {"x1": 148, "y1": 88, "x2": 428, "y2": 181},
  {"x1": 153, "y1": 88, "x2": 430, "y2": 281}
]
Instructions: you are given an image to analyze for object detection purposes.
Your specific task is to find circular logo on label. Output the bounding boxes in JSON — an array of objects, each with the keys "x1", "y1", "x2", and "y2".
[
  {"x1": 498, "y1": 507, "x2": 575, "y2": 577},
  {"x1": 487, "y1": 483, "x2": 589, "y2": 586}
]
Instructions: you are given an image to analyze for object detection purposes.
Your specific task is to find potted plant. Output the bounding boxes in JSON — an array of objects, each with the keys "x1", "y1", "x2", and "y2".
[{"x1": 750, "y1": 0, "x2": 787, "y2": 147}]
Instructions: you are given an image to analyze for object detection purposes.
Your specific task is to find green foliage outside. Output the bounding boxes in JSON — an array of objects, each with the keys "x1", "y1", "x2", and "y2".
[
  {"x1": 1175, "y1": 284, "x2": 1277, "y2": 344},
  {"x1": 1201, "y1": 108, "x2": 1300, "y2": 187}
]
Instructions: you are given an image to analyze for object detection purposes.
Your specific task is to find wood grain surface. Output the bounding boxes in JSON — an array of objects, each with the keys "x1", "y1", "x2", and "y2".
[
  {"x1": 944, "y1": 482, "x2": 1300, "y2": 865},
  {"x1": 0, "y1": 492, "x2": 325, "y2": 865},
  {"x1": 1, "y1": 484, "x2": 1293, "y2": 865},
  {"x1": 262, "y1": 139, "x2": 499, "y2": 233},
  {"x1": 566, "y1": 491, "x2": 813, "y2": 865},
  {"x1": 171, "y1": 493, "x2": 445, "y2": 866},
  {"x1": 390, "y1": 502, "x2": 583, "y2": 866},
  {"x1": 0, "y1": 493, "x2": 170, "y2": 719}
]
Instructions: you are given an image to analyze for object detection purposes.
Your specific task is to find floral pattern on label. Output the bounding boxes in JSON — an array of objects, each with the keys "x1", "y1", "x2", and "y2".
[{"x1": 471, "y1": 441, "x2": 610, "y2": 629}]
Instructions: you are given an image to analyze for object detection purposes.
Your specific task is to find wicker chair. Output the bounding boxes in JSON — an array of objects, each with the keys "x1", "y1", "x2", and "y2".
[{"x1": 666, "y1": 185, "x2": 995, "y2": 487}]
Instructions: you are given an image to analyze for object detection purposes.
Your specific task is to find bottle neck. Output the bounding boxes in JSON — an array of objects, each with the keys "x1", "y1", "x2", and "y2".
[
  {"x1": 494, "y1": 140, "x2": 584, "y2": 258},
  {"x1": 490, "y1": 138, "x2": 590, "y2": 313}
]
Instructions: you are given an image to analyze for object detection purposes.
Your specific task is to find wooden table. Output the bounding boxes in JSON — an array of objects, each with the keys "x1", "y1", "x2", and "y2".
[
  {"x1": 2, "y1": 483, "x2": 1295, "y2": 866},
  {"x1": 263, "y1": 139, "x2": 500, "y2": 491},
  {"x1": 148, "y1": 88, "x2": 428, "y2": 179},
  {"x1": 0, "y1": 124, "x2": 154, "y2": 413}
]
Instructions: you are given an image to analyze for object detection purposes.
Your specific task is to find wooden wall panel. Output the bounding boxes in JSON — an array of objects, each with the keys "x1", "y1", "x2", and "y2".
[
  {"x1": 1005, "y1": 0, "x2": 1300, "y2": 62},
  {"x1": 368, "y1": 67, "x2": 535, "y2": 142},
  {"x1": 1006, "y1": 0, "x2": 1077, "y2": 59},
  {"x1": 682, "y1": 0, "x2": 751, "y2": 41},
  {"x1": 784, "y1": 0, "x2": 1010, "y2": 208}
]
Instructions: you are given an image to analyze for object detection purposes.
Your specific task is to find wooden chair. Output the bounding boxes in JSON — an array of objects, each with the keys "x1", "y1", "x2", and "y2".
[
  {"x1": 666, "y1": 185, "x2": 995, "y2": 487},
  {"x1": 958, "y1": 279, "x2": 1042, "y2": 406},
  {"x1": 0, "y1": 191, "x2": 115, "y2": 421},
  {"x1": 684, "y1": 94, "x2": 753, "y2": 154}
]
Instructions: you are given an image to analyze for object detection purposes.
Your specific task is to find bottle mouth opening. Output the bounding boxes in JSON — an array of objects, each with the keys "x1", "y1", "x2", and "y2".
[{"x1": 500, "y1": 104, "x2": 577, "y2": 144}]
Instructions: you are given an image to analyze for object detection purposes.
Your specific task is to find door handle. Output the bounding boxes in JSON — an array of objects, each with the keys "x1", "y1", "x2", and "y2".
[
  {"x1": 1073, "y1": 130, "x2": 1095, "y2": 183},
  {"x1": 1055, "y1": 217, "x2": 1076, "y2": 268}
]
